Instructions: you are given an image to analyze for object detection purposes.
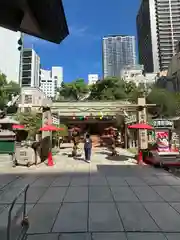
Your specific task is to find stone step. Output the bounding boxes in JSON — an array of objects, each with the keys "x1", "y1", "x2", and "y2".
[{"x1": 0, "y1": 154, "x2": 12, "y2": 162}]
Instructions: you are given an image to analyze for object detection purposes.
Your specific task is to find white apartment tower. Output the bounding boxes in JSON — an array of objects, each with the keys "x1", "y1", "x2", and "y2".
[
  {"x1": 21, "y1": 48, "x2": 40, "y2": 87},
  {"x1": 137, "y1": 0, "x2": 180, "y2": 73},
  {"x1": 0, "y1": 27, "x2": 20, "y2": 82},
  {"x1": 103, "y1": 35, "x2": 136, "y2": 78},
  {"x1": 88, "y1": 74, "x2": 99, "y2": 85},
  {"x1": 40, "y1": 67, "x2": 62, "y2": 98},
  {"x1": 51, "y1": 66, "x2": 63, "y2": 87}
]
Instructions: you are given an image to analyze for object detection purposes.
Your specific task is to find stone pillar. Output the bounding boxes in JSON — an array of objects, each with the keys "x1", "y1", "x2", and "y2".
[
  {"x1": 137, "y1": 97, "x2": 148, "y2": 149},
  {"x1": 42, "y1": 107, "x2": 52, "y2": 139}
]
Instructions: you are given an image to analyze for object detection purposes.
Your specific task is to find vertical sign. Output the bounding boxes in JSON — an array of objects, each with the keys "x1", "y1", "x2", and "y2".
[
  {"x1": 137, "y1": 98, "x2": 148, "y2": 149},
  {"x1": 155, "y1": 130, "x2": 170, "y2": 152}
]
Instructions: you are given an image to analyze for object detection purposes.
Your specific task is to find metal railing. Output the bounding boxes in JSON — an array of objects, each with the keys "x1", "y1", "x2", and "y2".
[{"x1": 7, "y1": 184, "x2": 30, "y2": 240}]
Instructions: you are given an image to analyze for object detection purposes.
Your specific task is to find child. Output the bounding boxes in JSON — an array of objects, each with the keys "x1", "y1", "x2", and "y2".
[{"x1": 84, "y1": 134, "x2": 92, "y2": 163}]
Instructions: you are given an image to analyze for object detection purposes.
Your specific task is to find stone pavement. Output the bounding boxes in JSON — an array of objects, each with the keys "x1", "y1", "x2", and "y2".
[{"x1": 0, "y1": 147, "x2": 180, "y2": 239}]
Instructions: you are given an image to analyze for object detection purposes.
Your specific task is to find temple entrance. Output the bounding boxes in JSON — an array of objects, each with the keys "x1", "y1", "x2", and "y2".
[
  {"x1": 84, "y1": 123, "x2": 98, "y2": 135},
  {"x1": 62, "y1": 117, "x2": 119, "y2": 146},
  {"x1": 80, "y1": 122, "x2": 117, "y2": 135}
]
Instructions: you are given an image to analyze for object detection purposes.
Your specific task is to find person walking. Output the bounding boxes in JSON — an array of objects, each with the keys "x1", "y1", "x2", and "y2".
[{"x1": 84, "y1": 133, "x2": 92, "y2": 163}]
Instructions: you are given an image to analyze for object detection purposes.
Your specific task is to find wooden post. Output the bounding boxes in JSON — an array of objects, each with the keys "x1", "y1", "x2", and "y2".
[{"x1": 124, "y1": 123, "x2": 128, "y2": 149}]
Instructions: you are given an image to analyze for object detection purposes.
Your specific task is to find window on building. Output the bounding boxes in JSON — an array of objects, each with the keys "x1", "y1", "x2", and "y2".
[
  {"x1": 22, "y1": 71, "x2": 31, "y2": 78},
  {"x1": 22, "y1": 64, "x2": 31, "y2": 71},
  {"x1": 23, "y1": 51, "x2": 32, "y2": 57},
  {"x1": 23, "y1": 57, "x2": 32, "y2": 64},
  {"x1": 24, "y1": 95, "x2": 32, "y2": 104},
  {"x1": 22, "y1": 78, "x2": 31, "y2": 86}
]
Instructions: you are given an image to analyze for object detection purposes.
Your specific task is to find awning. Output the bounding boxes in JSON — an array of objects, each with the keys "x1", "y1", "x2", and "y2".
[
  {"x1": 0, "y1": 0, "x2": 69, "y2": 44},
  {"x1": 0, "y1": 117, "x2": 19, "y2": 124},
  {"x1": 128, "y1": 123, "x2": 154, "y2": 130}
]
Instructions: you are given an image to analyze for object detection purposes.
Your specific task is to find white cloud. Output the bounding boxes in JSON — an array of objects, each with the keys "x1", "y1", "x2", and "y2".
[
  {"x1": 24, "y1": 25, "x2": 101, "y2": 47},
  {"x1": 69, "y1": 25, "x2": 88, "y2": 37},
  {"x1": 69, "y1": 25, "x2": 100, "y2": 41}
]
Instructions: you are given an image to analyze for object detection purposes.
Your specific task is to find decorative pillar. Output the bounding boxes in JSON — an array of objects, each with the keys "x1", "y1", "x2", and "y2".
[
  {"x1": 42, "y1": 106, "x2": 52, "y2": 139},
  {"x1": 124, "y1": 123, "x2": 128, "y2": 148},
  {"x1": 137, "y1": 97, "x2": 148, "y2": 149},
  {"x1": 41, "y1": 98, "x2": 52, "y2": 139}
]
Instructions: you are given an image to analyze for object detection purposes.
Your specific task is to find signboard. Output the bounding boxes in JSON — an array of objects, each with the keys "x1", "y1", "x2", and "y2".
[
  {"x1": 156, "y1": 130, "x2": 170, "y2": 152},
  {"x1": 137, "y1": 98, "x2": 148, "y2": 149},
  {"x1": 153, "y1": 119, "x2": 173, "y2": 128},
  {"x1": 52, "y1": 115, "x2": 60, "y2": 125},
  {"x1": 125, "y1": 115, "x2": 136, "y2": 124}
]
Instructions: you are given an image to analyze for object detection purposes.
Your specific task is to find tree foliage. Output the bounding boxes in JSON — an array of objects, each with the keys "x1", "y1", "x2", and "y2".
[
  {"x1": 174, "y1": 93, "x2": 180, "y2": 116},
  {"x1": 0, "y1": 73, "x2": 20, "y2": 110},
  {"x1": 88, "y1": 77, "x2": 139, "y2": 101},
  {"x1": 56, "y1": 75, "x2": 180, "y2": 118},
  {"x1": 147, "y1": 87, "x2": 177, "y2": 117},
  {"x1": 58, "y1": 79, "x2": 89, "y2": 101},
  {"x1": 15, "y1": 112, "x2": 42, "y2": 139}
]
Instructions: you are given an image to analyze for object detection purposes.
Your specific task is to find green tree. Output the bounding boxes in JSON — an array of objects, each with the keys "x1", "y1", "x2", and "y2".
[
  {"x1": 4, "y1": 81, "x2": 20, "y2": 100},
  {"x1": 88, "y1": 77, "x2": 140, "y2": 101},
  {"x1": 0, "y1": 73, "x2": 20, "y2": 110},
  {"x1": 15, "y1": 112, "x2": 42, "y2": 139},
  {"x1": 89, "y1": 77, "x2": 126, "y2": 100},
  {"x1": 0, "y1": 73, "x2": 7, "y2": 109},
  {"x1": 123, "y1": 81, "x2": 142, "y2": 103},
  {"x1": 124, "y1": 81, "x2": 137, "y2": 95},
  {"x1": 0, "y1": 73, "x2": 7, "y2": 86},
  {"x1": 58, "y1": 79, "x2": 89, "y2": 100},
  {"x1": 147, "y1": 87, "x2": 177, "y2": 117},
  {"x1": 174, "y1": 93, "x2": 180, "y2": 116}
]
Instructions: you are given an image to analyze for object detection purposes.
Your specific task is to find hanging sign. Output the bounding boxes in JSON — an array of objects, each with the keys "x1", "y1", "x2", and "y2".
[
  {"x1": 125, "y1": 115, "x2": 136, "y2": 124},
  {"x1": 153, "y1": 119, "x2": 173, "y2": 128}
]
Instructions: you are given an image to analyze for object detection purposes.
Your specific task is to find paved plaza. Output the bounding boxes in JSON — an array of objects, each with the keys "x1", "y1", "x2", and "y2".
[{"x1": 0, "y1": 147, "x2": 180, "y2": 239}]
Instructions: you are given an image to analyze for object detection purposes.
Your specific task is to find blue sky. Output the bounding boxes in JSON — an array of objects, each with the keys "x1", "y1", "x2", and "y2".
[{"x1": 24, "y1": 0, "x2": 140, "y2": 83}]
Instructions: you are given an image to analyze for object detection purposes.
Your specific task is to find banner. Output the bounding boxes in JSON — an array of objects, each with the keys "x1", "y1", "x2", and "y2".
[{"x1": 155, "y1": 130, "x2": 170, "y2": 152}]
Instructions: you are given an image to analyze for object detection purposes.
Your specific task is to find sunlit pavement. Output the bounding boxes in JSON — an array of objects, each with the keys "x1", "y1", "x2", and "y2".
[{"x1": 0, "y1": 146, "x2": 180, "y2": 239}]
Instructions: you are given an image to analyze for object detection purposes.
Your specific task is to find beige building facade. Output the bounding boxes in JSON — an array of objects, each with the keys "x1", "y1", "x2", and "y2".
[{"x1": 18, "y1": 87, "x2": 51, "y2": 112}]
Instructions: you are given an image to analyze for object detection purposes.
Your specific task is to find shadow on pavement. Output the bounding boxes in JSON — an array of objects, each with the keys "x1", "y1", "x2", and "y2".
[
  {"x1": 105, "y1": 154, "x2": 131, "y2": 162},
  {"x1": 0, "y1": 164, "x2": 179, "y2": 239},
  {"x1": 95, "y1": 151, "x2": 109, "y2": 155},
  {"x1": 73, "y1": 156, "x2": 86, "y2": 162},
  {"x1": 59, "y1": 146, "x2": 72, "y2": 150}
]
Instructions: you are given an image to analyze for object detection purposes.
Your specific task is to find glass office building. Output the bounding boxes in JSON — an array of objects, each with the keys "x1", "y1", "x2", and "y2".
[{"x1": 137, "y1": 0, "x2": 180, "y2": 73}]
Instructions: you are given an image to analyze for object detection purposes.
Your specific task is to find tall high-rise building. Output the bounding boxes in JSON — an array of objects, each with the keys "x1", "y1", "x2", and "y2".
[
  {"x1": 102, "y1": 35, "x2": 136, "y2": 78},
  {"x1": 136, "y1": 0, "x2": 180, "y2": 73},
  {"x1": 40, "y1": 67, "x2": 63, "y2": 98},
  {"x1": 0, "y1": 27, "x2": 20, "y2": 82},
  {"x1": 21, "y1": 48, "x2": 41, "y2": 87},
  {"x1": 51, "y1": 66, "x2": 63, "y2": 87}
]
